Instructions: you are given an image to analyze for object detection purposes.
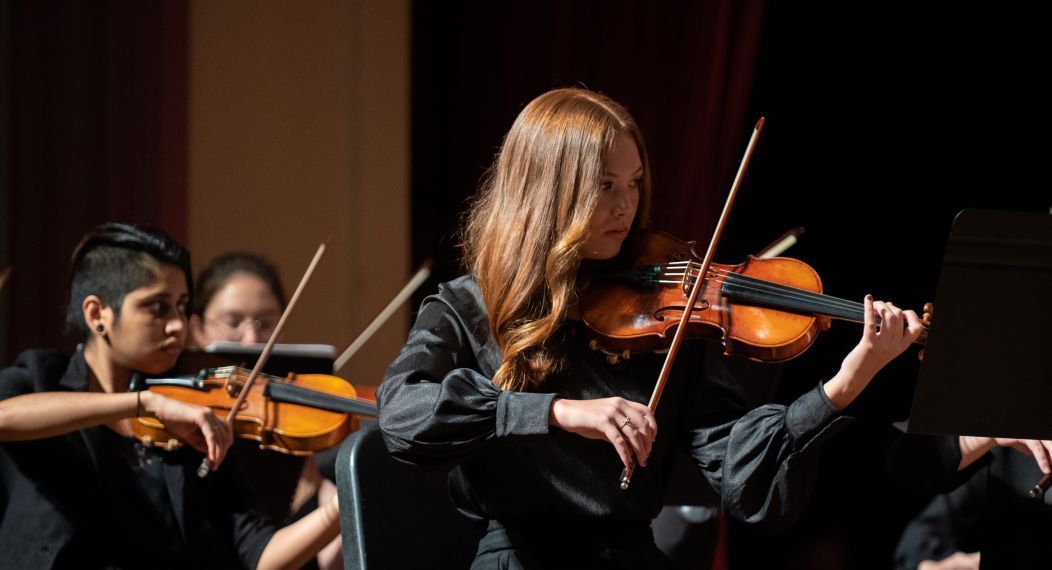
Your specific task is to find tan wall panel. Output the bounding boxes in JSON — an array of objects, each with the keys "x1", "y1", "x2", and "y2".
[{"x1": 188, "y1": 0, "x2": 410, "y2": 389}]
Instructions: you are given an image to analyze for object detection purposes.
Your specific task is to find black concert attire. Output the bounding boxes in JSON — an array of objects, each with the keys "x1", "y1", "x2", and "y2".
[
  {"x1": 0, "y1": 348, "x2": 277, "y2": 569},
  {"x1": 378, "y1": 276, "x2": 854, "y2": 568},
  {"x1": 889, "y1": 434, "x2": 1052, "y2": 570}
]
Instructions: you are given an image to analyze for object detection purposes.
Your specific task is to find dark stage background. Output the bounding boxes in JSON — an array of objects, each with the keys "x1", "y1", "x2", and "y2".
[
  {"x1": 1, "y1": 0, "x2": 187, "y2": 360},
  {"x1": 1, "y1": 1, "x2": 1046, "y2": 568},
  {"x1": 410, "y1": 2, "x2": 1047, "y2": 568}
]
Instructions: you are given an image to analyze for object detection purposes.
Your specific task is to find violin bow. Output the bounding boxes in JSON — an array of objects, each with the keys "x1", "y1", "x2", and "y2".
[
  {"x1": 756, "y1": 227, "x2": 805, "y2": 259},
  {"x1": 333, "y1": 260, "x2": 432, "y2": 374},
  {"x1": 197, "y1": 239, "x2": 329, "y2": 477},
  {"x1": 620, "y1": 117, "x2": 766, "y2": 490}
]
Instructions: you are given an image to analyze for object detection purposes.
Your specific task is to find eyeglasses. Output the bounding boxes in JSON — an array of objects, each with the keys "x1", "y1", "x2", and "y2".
[{"x1": 204, "y1": 315, "x2": 278, "y2": 342}]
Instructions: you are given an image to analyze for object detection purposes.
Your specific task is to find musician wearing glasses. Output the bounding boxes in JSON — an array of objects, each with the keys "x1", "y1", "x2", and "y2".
[
  {"x1": 189, "y1": 251, "x2": 342, "y2": 569},
  {"x1": 190, "y1": 252, "x2": 283, "y2": 348}
]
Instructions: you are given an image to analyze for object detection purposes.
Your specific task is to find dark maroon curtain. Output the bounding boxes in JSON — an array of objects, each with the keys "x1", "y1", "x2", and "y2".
[
  {"x1": 653, "y1": 1, "x2": 765, "y2": 242},
  {"x1": 4, "y1": 0, "x2": 187, "y2": 357},
  {"x1": 411, "y1": 0, "x2": 766, "y2": 284},
  {"x1": 410, "y1": 5, "x2": 1049, "y2": 568}
]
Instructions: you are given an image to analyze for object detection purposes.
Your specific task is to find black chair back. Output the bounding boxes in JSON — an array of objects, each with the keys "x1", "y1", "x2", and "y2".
[{"x1": 336, "y1": 424, "x2": 483, "y2": 569}]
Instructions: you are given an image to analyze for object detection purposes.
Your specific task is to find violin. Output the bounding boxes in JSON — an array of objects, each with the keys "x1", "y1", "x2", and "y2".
[
  {"x1": 131, "y1": 351, "x2": 377, "y2": 456},
  {"x1": 607, "y1": 118, "x2": 933, "y2": 490},
  {"x1": 581, "y1": 229, "x2": 930, "y2": 363}
]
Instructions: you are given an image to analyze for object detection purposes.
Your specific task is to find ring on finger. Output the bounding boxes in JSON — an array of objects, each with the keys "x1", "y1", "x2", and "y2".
[{"x1": 620, "y1": 416, "x2": 632, "y2": 429}]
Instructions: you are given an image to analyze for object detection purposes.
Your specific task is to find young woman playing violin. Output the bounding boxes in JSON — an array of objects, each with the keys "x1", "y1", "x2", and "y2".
[
  {"x1": 374, "y1": 87, "x2": 980, "y2": 567},
  {"x1": 190, "y1": 251, "x2": 342, "y2": 569},
  {"x1": 0, "y1": 224, "x2": 339, "y2": 569}
]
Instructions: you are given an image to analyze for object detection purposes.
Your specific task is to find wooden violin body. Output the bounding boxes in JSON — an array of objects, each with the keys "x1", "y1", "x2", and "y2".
[
  {"x1": 133, "y1": 359, "x2": 377, "y2": 456},
  {"x1": 581, "y1": 229, "x2": 886, "y2": 362}
]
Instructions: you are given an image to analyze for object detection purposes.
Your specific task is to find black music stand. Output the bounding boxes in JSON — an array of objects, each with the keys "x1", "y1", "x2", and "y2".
[
  {"x1": 908, "y1": 209, "x2": 1052, "y2": 439},
  {"x1": 202, "y1": 340, "x2": 336, "y2": 375}
]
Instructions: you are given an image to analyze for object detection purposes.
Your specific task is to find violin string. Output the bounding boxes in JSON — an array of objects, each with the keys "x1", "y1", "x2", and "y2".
[
  {"x1": 666, "y1": 262, "x2": 866, "y2": 313},
  {"x1": 655, "y1": 276, "x2": 858, "y2": 318},
  {"x1": 656, "y1": 266, "x2": 864, "y2": 315},
  {"x1": 706, "y1": 268, "x2": 870, "y2": 316},
  {"x1": 652, "y1": 271, "x2": 926, "y2": 330},
  {"x1": 651, "y1": 266, "x2": 865, "y2": 321},
  {"x1": 687, "y1": 277, "x2": 863, "y2": 320},
  {"x1": 709, "y1": 275, "x2": 864, "y2": 318},
  {"x1": 655, "y1": 263, "x2": 923, "y2": 328},
  {"x1": 653, "y1": 274, "x2": 868, "y2": 323}
]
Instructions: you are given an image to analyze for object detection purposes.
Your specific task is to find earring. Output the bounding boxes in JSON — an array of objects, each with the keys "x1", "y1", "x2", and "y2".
[{"x1": 96, "y1": 324, "x2": 105, "y2": 334}]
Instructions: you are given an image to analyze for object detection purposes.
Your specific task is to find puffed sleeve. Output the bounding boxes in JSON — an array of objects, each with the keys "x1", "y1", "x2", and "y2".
[
  {"x1": 377, "y1": 283, "x2": 556, "y2": 467},
  {"x1": 684, "y1": 344, "x2": 853, "y2": 530}
]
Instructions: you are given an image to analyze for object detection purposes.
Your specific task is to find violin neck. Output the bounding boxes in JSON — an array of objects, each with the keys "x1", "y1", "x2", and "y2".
[
  {"x1": 265, "y1": 381, "x2": 378, "y2": 416},
  {"x1": 720, "y1": 271, "x2": 862, "y2": 322},
  {"x1": 143, "y1": 370, "x2": 379, "y2": 417},
  {"x1": 719, "y1": 272, "x2": 928, "y2": 342}
]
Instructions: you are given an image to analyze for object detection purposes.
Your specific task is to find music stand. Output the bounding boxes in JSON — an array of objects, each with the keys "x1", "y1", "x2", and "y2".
[
  {"x1": 908, "y1": 209, "x2": 1052, "y2": 439},
  {"x1": 202, "y1": 340, "x2": 336, "y2": 375}
]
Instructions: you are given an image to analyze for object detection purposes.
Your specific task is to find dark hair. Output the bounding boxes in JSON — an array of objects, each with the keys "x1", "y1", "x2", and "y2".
[
  {"x1": 66, "y1": 223, "x2": 193, "y2": 335},
  {"x1": 192, "y1": 252, "x2": 286, "y2": 316}
]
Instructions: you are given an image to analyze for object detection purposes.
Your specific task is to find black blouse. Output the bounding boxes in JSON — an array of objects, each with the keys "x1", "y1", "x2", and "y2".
[
  {"x1": 0, "y1": 348, "x2": 277, "y2": 569},
  {"x1": 377, "y1": 276, "x2": 852, "y2": 529}
]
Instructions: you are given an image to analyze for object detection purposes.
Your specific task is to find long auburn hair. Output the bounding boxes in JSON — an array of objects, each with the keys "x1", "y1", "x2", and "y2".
[{"x1": 462, "y1": 88, "x2": 652, "y2": 392}]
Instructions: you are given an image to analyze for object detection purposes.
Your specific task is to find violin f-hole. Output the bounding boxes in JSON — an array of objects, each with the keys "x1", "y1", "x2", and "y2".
[{"x1": 654, "y1": 300, "x2": 710, "y2": 322}]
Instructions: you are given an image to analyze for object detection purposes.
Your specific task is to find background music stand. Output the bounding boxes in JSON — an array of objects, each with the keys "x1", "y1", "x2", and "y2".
[
  {"x1": 908, "y1": 209, "x2": 1052, "y2": 439},
  {"x1": 201, "y1": 340, "x2": 336, "y2": 375}
]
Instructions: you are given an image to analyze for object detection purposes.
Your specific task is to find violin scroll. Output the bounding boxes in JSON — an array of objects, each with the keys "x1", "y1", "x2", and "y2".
[{"x1": 916, "y1": 301, "x2": 934, "y2": 361}]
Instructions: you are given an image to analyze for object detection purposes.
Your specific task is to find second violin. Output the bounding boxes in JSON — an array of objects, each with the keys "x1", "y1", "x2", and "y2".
[{"x1": 132, "y1": 364, "x2": 377, "y2": 456}]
